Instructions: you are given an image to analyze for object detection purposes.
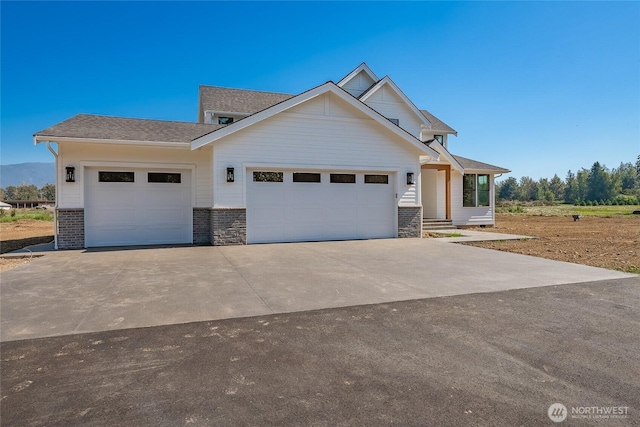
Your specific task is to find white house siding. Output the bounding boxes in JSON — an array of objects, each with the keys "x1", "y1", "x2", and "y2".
[
  {"x1": 212, "y1": 92, "x2": 422, "y2": 209},
  {"x1": 362, "y1": 86, "x2": 423, "y2": 139},
  {"x1": 450, "y1": 171, "x2": 495, "y2": 226},
  {"x1": 56, "y1": 143, "x2": 212, "y2": 208},
  {"x1": 341, "y1": 71, "x2": 377, "y2": 98}
]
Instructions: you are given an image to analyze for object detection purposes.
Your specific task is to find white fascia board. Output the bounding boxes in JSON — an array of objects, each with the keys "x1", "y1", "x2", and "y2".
[
  {"x1": 191, "y1": 82, "x2": 439, "y2": 159},
  {"x1": 422, "y1": 143, "x2": 464, "y2": 173},
  {"x1": 465, "y1": 168, "x2": 512, "y2": 174},
  {"x1": 337, "y1": 63, "x2": 379, "y2": 87},
  {"x1": 204, "y1": 110, "x2": 251, "y2": 117},
  {"x1": 359, "y1": 76, "x2": 433, "y2": 129},
  {"x1": 33, "y1": 135, "x2": 190, "y2": 148}
]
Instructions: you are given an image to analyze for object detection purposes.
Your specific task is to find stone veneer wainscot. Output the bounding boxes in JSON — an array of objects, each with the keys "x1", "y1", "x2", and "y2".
[
  {"x1": 57, "y1": 208, "x2": 85, "y2": 249},
  {"x1": 193, "y1": 208, "x2": 212, "y2": 244},
  {"x1": 211, "y1": 208, "x2": 246, "y2": 246},
  {"x1": 397, "y1": 206, "x2": 422, "y2": 238}
]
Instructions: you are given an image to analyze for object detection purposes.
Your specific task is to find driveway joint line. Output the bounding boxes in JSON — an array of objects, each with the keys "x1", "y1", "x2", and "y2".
[{"x1": 217, "y1": 248, "x2": 275, "y2": 314}]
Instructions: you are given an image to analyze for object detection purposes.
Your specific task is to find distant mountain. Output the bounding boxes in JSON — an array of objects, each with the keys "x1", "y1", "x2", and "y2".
[{"x1": 0, "y1": 162, "x2": 56, "y2": 188}]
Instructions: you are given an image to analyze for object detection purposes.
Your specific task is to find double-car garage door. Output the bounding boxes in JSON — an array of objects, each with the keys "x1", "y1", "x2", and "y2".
[
  {"x1": 247, "y1": 170, "x2": 396, "y2": 244},
  {"x1": 85, "y1": 167, "x2": 192, "y2": 247}
]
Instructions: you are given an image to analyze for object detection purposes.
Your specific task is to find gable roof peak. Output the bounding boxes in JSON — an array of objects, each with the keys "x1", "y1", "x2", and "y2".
[{"x1": 337, "y1": 63, "x2": 379, "y2": 88}]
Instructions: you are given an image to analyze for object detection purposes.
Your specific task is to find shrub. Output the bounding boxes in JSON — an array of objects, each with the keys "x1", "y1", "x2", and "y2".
[{"x1": 10, "y1": 209, "x2": 16, "y2": 217}]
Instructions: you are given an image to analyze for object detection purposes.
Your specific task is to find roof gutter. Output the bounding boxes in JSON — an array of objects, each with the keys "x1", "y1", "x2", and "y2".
[{"x1": 34, "y1": 135, "x2": 191, "y2": 148}]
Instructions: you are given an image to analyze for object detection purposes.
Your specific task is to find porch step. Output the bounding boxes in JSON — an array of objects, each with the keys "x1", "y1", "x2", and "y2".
[{"x1": 422, "y1": 219, "x2": 456, "y2": 231}]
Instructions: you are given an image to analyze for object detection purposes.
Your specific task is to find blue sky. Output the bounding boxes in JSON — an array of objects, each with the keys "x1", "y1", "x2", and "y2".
[{"x1": 1, "y1": 1, "x2": 638, "y2": 181}]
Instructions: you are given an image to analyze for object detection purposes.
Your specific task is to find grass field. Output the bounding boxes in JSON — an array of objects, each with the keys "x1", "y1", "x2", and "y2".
[
  {"x1": 0, "y1": 209, "x2": 54, "y2": 223},
  {"x1": 496, "y1": 204, "x2": 640, "y2": 217}
]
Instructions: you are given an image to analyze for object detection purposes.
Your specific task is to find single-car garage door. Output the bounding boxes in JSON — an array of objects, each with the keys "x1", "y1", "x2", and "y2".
[
  {"x1": 246, "y1": 170, "x2": 395, "y2": 244},
  {"x1": 85, "y1": 167, "x2": 192, "y2": 247}
]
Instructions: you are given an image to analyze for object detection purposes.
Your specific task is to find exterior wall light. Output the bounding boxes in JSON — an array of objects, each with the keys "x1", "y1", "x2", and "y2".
[
  {"x1": 66, "y1": 166, "x2": 76, "y2": 183},
  {"x1": 406, "y1": 172, "x2": 415, "y2": 185},
  {"x1": 226, "y1": 167, "x2": 234, "y2": 183}
]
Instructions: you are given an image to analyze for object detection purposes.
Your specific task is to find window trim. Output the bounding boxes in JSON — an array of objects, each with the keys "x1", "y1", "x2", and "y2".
[{"x1": 463, "y1": 174, "x2": 490, "y2": 207}]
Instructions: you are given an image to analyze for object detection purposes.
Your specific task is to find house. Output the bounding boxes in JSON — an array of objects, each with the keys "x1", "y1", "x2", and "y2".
[
  {"x1": 0, "y1": 201, "x2": 11, "y2": 210},
  {"x1": 33, "y1": 63, "x2": 509, "y2": 249}
]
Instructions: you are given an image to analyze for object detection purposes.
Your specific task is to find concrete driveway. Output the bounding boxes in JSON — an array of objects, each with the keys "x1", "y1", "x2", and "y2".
[{"x1": 1, "y1": 238, "x2": 634, "y2": 342}]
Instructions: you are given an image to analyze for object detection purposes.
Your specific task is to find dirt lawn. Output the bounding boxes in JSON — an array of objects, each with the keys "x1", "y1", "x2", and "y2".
[
  {"x1": 1, "y1": 219, "x2": 54, "y2": 241},
  {"x1": 466, "y1": 214, "x2": 640, "y2": 273},
  {"x1": 0, "y1": 220, "x2": 54, "y2": 267}
]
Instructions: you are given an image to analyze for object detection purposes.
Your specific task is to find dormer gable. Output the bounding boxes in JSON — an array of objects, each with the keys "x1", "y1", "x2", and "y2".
[
  {"x1": 357, "y1": 76, "x2": 435, "y2": 139},
  {"x1": 337, "y1": 63, "x2": 379, "y2": 98},
  {"x1": 197, "y1": 85, "x2": 293, "y2": 124}
]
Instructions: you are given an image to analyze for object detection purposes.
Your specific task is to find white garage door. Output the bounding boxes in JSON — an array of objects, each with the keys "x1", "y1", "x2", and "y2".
[
  {"x1": 247, "y1": 170, "x2": 395, "y2": 244},
  {"x1": 85, "y1": 168, "x2": 192, "y2": 247}
]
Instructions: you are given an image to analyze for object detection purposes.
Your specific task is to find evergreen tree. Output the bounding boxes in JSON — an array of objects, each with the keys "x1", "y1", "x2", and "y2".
[
  {"x1": 549, "y1": 174, "x2": 566, "y2": 201},
  {"x1": 497, "y1": 177, "x2": 519, "y2": 201},
  {"x1": 587, "y1": 162, "x2": 617, "y2": 201}
]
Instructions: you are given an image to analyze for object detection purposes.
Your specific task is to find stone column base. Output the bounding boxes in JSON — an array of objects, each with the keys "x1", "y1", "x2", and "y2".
[
  {"x1": 398, "y1": 206, "x2": 422, "y2": 238},
  {"x1": 57, "y1": 208, "x2": 85, "y2": 249},
  {"x1": 193, "y1": 208, "x2": 212, "y2": 244},
  {"x1": 211, "y1": 208, "x2": 246, "y2": 246}
]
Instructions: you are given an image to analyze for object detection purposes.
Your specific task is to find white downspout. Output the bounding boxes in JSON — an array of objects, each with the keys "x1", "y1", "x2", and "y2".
[{"x1": 45, "y1": 141, "x2": 59, "y2": 249}]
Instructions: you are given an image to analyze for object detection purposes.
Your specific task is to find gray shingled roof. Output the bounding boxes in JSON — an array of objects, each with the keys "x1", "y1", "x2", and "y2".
[
  {"x1": 34, "y1": 114, "x2": 222, "y2": 143},
  {"x1": 420, "y1": 110, "x2": 457, "y2": 134},
  {"x1": 452, "y1": 154, "x2": 510, "y2": 173},
  {"x1": 199, "y1": 86, "x2": 293, "y2": 115}
]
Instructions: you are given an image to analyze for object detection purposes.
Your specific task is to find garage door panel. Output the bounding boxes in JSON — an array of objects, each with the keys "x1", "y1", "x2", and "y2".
[
  {"x1": 147, "y1": 207, "x2": 188, "y2": 223},
  {"x1": 85, "y1": 167, "x2": 191, "y2": 247},
  {"x1": 252, "y1": 225, "x2": 286, "y2": 242},
  {"x1": 289, "y1": 207, "x2": 323, "y2": 223},
  {"x1": 251, "y1": 206, "x2": 285, "y2": 225},
  {"x1": 288, "y1": 225, "x2": 324, "y2": 241},
  {"x1": 88, "y1": 226, "x2": 139, "y2": 247},
  {"x1": 323, "y1": 224, "x2": 358, "y2": 240},
  {"x1": 87, "y1": 207, "x2": 137, "y2": 226},
  {"x1": 247, "y1": 170, "x2": 395, "y2": 244},
  {"x1": 95, "y1": 187, "x2": 137, "y2": 206},
  {"x1": 145, "y1": 225, "x2": 189, "y2": 244}
]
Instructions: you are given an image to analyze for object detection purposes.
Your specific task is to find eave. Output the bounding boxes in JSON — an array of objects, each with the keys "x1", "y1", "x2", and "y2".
[{"x1": 34, "y1": 135, "x2": 191, "y2": 148}]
